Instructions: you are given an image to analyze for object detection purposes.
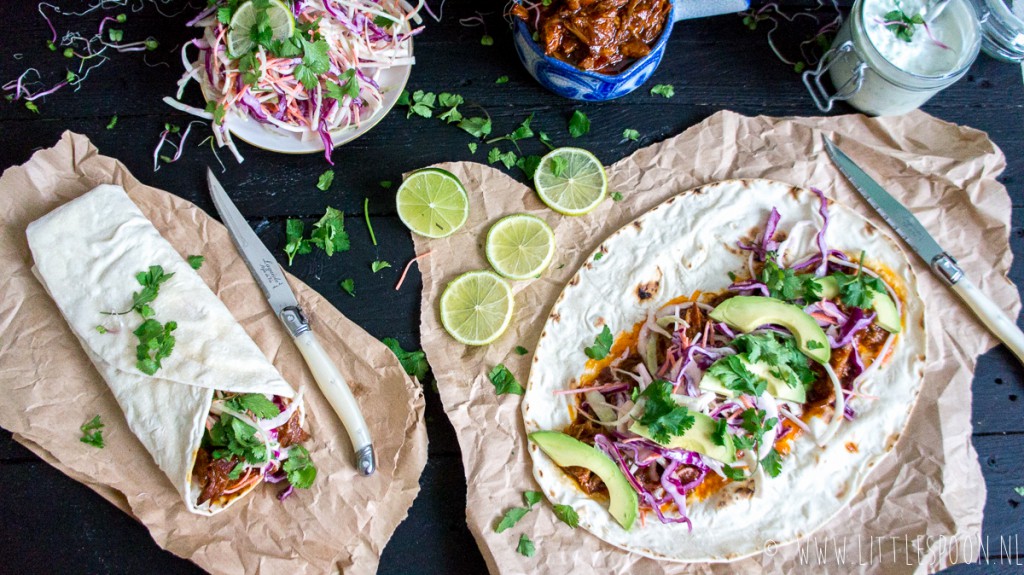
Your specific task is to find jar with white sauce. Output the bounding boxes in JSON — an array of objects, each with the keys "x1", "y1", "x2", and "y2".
[{"x1": 804, "y1": 0, "x2": 982, "y2": 116}]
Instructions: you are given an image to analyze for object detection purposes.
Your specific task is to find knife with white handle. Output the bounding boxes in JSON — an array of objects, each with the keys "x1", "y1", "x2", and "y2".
[
  {"x1": 822, "y1": 136, "x2": 1024, "y2": 365},
  {"x1": 207, "y1": 169, "x2": 375, "y2": 475}
]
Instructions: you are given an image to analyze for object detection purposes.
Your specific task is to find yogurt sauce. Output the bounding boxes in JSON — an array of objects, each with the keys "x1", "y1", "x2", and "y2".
[{"x1": 863, "y1": 0, "x2": 969, "y2": 76}]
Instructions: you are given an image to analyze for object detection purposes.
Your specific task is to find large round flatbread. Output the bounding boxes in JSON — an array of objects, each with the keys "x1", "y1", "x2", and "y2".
[{"x1": 522, "y1": 179, "x2": 927, "y2": 562}]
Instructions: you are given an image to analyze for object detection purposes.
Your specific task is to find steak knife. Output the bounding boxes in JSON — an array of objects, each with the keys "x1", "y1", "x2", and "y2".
[
  {"x1": 822, "y1": 136, "x2": 1024, "y2": 364},
  {"x1": 207, "y1": 169, "x2": 375, "y2": 475}
]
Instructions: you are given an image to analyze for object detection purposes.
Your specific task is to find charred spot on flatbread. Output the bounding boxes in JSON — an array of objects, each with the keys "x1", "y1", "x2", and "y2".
[{"x1": 635, "y1": 267, "x2": 663, "y2": 301}]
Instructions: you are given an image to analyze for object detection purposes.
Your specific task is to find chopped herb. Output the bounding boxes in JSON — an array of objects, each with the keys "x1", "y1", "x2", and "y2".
[
  {"x1": 379, "y1": 180, "x2": 393, "y2": 189},
  {"x1": 568, "y1": 110, "x2": 590, "y2": 138},
  {"x1": 495, "y1": 506, "x2": 530, "y2": 532},
  {"x1": 95, "y1": 325, "x2": 108, "y2": 334},
  {"x1": 711, "y1": 416, "x2": 729, "y2": 447},
  {"x1": 761, "y1": 447, "x2": 783, "y2": 478},
  {"x1": 523, "y1": 490, "x2": 543, "y2": 507},
  {"x1": 187, "y1": 255, "x2": 205, "y2": 270},
  {"x1": 488, "y1": 114, "x2": 534, "y2": 148},
  {"x1": 883, "y1": 8, "x2": 925, "y2": 43},
  {"x1": 459, "y1": 116, "x2": 493, "y2": 138},
  {"x1": 593, "y1": 252, "x2": 603, "y2": 261},
  {"x1": 103, "y1": 265, "x2": 173, "y2": 318},
  {"x1": 760, "y1": 253, "x2": 803, "y2": 301},
  {"x1": 488, "y1": 148, "x2": 518, "y2": 170},
  {"x1": 373, "y1": 14, "x2": 394, "y2": 28},
  {"x1": 108, "y1": 28, "x2": 124, "y2": 42},
  {"x1": 382, "y1": 337, "x2": 431, "y2": 381},
  {"x1": 488, "y1": 363, "x2": 524, "y2": 395},
  {"x1": 802, "y1": 274, "x2": 823, "y2": 303},
  {"x1": 339, "y1": 278, "x2": 355, "y2": 296},
  {"x1": 371, "y1": 260, "x2": 391, "y2": 273},
  {"x1": 584, "y1": 325, "x2": 613, "y2": 360},
  {"x1": 205, "y1": 101, "x2": 226, "y2": 125},
  {"x1": 325, "y1": 68, "x2": 360, "y2": 101},
  {"x1": 481, "y1": 34, "x2": 494, "y2": 46},
  {"x1": 1015, "y1": 486, "x2": 1024, "y2": 497},
  {"x1": 106, "y1": 115, "x2": 118, "y2": 130},
  {"x1": 25, "y1": 101, "x2": 39, "y2": 114},
  {"x1": 308, "y1": 207, "x2": 350, "y2": 256},
  {"x1": 552, "y1": 504, "x2": 579, "y2": 528},
  {"x1": 364, "y1": 198, "x2": 378, "y2": 246},
  {"x1": 721, "y1": 464, "x2": 747, "y2": 481},
  {"x1": 283, "y1": 445, "x2": 317, "y2": 488},
  {"x1": 79, "y1": 415, "x2": 105, "y2": 448},
  {"x1": 404, "y1": 90, "x2": 436, "y2": 119},
  {"x1": 832, "y1": 255, "x2": 887, "y2": 310},
  {"x1": 134, "y1": 318, "x2": 177, "y2": 375},
  {"x1": 517, "y1": 534, "x2": 536, "y2": 557},
  {"x1": 293, "y1": 38, "x2": 331, "y2": 89},
  {"x1": 705, "y1": 354, "x2": 767, "y2": 397},
  {"x1": 650, "y1": 84, "x2": 675, "y2": 98},
  {"x1": 622, "y1": 128, "x2": 639, "y2": 141},
  {"x1": 284, "y1": 219, "x2": 312, "y2": 265},
  {"x1": 638, "y1": 380, "x2": 695, "y2": 443},
  {"x1": 316, "y1": 169, "x2": 335, "y2": 191},
  {"x1": 516, "y1": 155, "x2": 542, "y2": 179},
  {"x1": 224, "y1": 393, "x2": 281, "y2": 419},
  {"x1": 550, "y1": 155, "x2": 568, "y2": 178},
  {"x1": 227, "y1": 461, "x2": 246, "y2": 480},
  {"x1": 611, "y1": 192, "x2": 623, "y2": 201},
  {"x1": 208, "y1": 415, "x2": 268, "y2": 464},
  {"x1": 538, "y1": 131, "x2": 555, "y2": 150},
  {"x1": 468, "y1": 142, "x2": 478, "y2": 154},
  {"x1": 495, "y1": 75, "x2": 509, "y2": 84},
  {"x1": 514, "y1": 345, "x2": 528, "y2": 356}
]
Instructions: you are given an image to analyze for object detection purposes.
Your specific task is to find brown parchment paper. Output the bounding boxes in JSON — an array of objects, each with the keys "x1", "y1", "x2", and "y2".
[
  {"x1": 415, "y1": 110, "x2": 1019, "y2": 574},
  {"x1": 0, "y1": 132, "x2": 428, "y2": 575}
]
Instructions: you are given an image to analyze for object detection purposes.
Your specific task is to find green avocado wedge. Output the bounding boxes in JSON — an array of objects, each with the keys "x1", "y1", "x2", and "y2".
[
  {"x1": 809, "y1": 275, "x2": 901, "y2": 333},
  {"x1": 631, "y1": 412, "x2": 736, "y2": 463},
  {"x1": 710, "y1": 296, "x2": 830, "y2": 363},
  {"x1": 529, "y1": 431, "x2": 639, "y2": 530}
]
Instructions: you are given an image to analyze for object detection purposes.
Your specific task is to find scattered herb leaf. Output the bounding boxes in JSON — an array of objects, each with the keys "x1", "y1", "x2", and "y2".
[
  {"x1": 316, "y1": 170, "x2": 335, "y2": 191},
  {"x1": 552, "y1": 504, "x2": 579, "y2": 528},
  {"x1": 79, "y1": 415, "x2": 105, "y2": 448},
  {"x1": 584, "y1": 325, "x2": 613, "y2": 360},
  {"x1": 488, "y1": 364, "x2": 524, "y2": 395},
  {"x1": 650, "y1": 84, "x2": 675, "y2": 98},
  {"x1": 106, "y1": 115, "x2": 118, "y2": 130},
  {"x1": 568, "y1": 110, "x2": 590, "y2": 138},
  {"x1": 514, "y1": 345, "x2": 528, "y2": 356},
  {"x1": 187, "y1": 255, "x2": 205, "y2": 270},
  {"x1": 622, "y1": 128, "x2": 639, "y2": 141},
  {"x1": 495, "y1": 507, "x2": 530, "y2": 532},
  {"x1": 517, "y1": 534, "x2": 536, "y2": 557},
  {"x1": 339, "y1": 278, "x2": 356, "y2": 296},
  {"x1": 382, "y1": 337, "x2": 431, "y2": 381},
  {"x1": 371, "y1": 260, "x2": 391, "y2": 273}
]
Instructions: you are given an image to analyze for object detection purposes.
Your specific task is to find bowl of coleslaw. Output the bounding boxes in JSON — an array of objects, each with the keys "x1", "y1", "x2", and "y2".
[{"x1": 166, "y1": 0, "x2": 424, "y2": 164}]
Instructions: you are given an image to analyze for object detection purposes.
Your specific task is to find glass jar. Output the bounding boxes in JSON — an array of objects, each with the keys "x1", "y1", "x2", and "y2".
[
  {"x1": 803, "y1": 0, "x2": 982, "y2": 116},
  {"x1": 973, "y1": 0, "x2": 1024, "y2": 62}
]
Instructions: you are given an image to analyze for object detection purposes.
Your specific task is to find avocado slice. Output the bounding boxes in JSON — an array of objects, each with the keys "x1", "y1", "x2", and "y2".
[
  {"x1": 808, "y1": 276, "x2": 901, "y2": 333},
  {"x1": 529, "y1": 431, "x2": 639, "y2": 530},
  {"x1": 711, "y1": 296, "x2": 831, "y2": 363},
  {"x1": 630, "y1": 411, "x2": 736, "y2": 463},
  {"x1": 699, "y1": 356, "x2": 807, "y2": 404}
]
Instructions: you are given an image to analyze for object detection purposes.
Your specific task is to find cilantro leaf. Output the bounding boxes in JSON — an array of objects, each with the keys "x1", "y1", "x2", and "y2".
[
  {"x1": 108, "y1": 28, "x2": 124, "y2": 42},
  {"x1": 316, "y1": 169, "x2": 335, "y2": 191},
  {"x1": 622, "y1": 128, "x2": 639, "y2": 141},
  {"x1": 760, "y1": 253, "x2": 803, "y2": 301},
  {"x1": 832, "y1": 258, "x2": 887, "y2": 310},
  {"x1": 373, "y1": 14, "x2": 394, "y2": 28},
  {"x1": 568, "y1": 110, "x2": 590, "y2": 138},
  {"x1": 650, "y1": 84, "x2": 675, "y2": 98},
  {"x1": 79, "y1": 415, "x2": 105, "y2": 448},
  {"x1": 468, "y1": 142, "x2": 478, "y2": 154},
  {"x1": 495, "y1": 75, "x2": 509, "y2": 84},
  {"x1": 516, "y1": 534, "x2": 536, "y2": 557},
  {"x1": 459, "y1": 116, "x2": 493, "y2": 138},
  {"x1": 284, "y1": 219, "x2": 312, "y2": 265},
  {"x1": 514, "y1": 345, "x2": 528, "y2": 356},
  {"x1": 705, "y1": 354, "x2": 767, "y2": 397},
  {"x1": 283, "y1": 445, "x2": 317, "y2": 488},
  {"x1": 638, "y1": 380, "x2": 695, "y2": 443},
  {"x1": 405, "y1": 90, "x2": 436, "y2": 119},
  {"x1": 721, "y1": 464, "x2": 747, "y2": 481},
  {"x1": 382, "y1": 337, "x2": 430, "y2": 381},
  {"x1": 610, "y1": 192, "x2": 623, "y2": 201},
  {"x1": 761, "y1": 448, "x2": 783, "y2": 478},
  {"x1": 495, "y1": 506, "x2": 530, "y2": 532},
  {"x1": 225, "y1": 393, "x2": 281, "y2": 419},
  {"x1": 481, "y1": 34, "x2": 494, "y2": 46},
  {"x1": 1015, "y1": 486, "x2": 1024, "y2": 497},
  {"x1": 549, "y1": 155, "x2": 568, "y2": 178},
  {"x1": 187, "y1": 255, "x2": 205, "y2": 270},
  {"x1": 712, "y1": 416, "x2": 729, "y2": 447},
  {"x1": 538, "y1": 131, "x2": 555, "y2": 150},
  {"x1": 95, "y1": 325, "x2": 108, "y2": 334},
  {"x1": 205, "y1": 101, "x2": 226, "y2": 125},
  {"x1": 552, "y1": 504, "x2": 579, "y2": 528},
  {"x1": 340, "y1": 278, "x2": 355, "y2": 296},
  {"x1": 106, "y1": 115, "x2": 118, "y2": 130},
  {"x1": 371, "y1": 260, "x2": 391, "y2": 273},
  {"x1": 584, "y1": 325, "x2": 613, "y2": 360},
  {"x1": 309, "y1": 207, "x2": 350, "y2": 256},
  {"x1": 487, "y1": 148, "x2": 517, "y2": 169},
  {"x1": 516, "y1": 155, "x2": 542, "y2": 179},
  {"x1": 523, "y1": 490, "x2": 542, "y2": 508},
  {"x1": 134, "y1": 319, "x2": 177, "y2": 375},
  {"x1": 593, "y1": 252, "x2": 603, "y2": 261},
  {"x1": 488, "y1": 364, "x2": 524, "y2": 395}
]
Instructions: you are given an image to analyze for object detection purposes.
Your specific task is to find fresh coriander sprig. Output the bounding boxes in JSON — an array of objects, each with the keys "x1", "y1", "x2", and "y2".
[{"x1": 79, "y1": 415, "x2": 105, "y2": 448}]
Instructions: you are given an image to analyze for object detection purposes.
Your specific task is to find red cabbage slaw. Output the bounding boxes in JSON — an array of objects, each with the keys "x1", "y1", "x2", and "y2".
[
  {"x1": 165, "y1": 0, "x2": 425, "y2": 164},
  {"x1": 559, "y1": 191, "x2": 902, "y2": 529}
]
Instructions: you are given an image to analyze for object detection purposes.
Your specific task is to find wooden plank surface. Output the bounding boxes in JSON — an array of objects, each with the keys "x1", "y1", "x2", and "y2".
[{"x1": 0, "y1": 0, "x2": 1021, "y2": 573}]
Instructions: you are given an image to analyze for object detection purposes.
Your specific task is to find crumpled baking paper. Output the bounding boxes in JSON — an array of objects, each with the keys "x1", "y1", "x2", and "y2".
[
  {"x1": 414, "y1": 110, "x2": 1019, "y2": 574},
  {"x1": 0, "y1": 132, "x2": 427, "y2": 575}
]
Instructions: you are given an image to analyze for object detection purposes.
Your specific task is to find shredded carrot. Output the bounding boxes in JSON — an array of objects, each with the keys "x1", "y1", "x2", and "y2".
[{"x1": 395, "y1": 250, "x2": 433, "y2": 291}]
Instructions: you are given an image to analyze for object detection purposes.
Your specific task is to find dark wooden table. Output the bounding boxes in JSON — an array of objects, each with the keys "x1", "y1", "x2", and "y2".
[{"x1": 1, "y1": 1, "x2": 1021, "y2": 573}]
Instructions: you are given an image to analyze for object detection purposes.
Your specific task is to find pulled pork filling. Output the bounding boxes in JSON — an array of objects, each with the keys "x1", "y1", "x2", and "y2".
[
  {"x1": 193, "y1": 394, "x2": 313, "y2": 506},
  {"x1": 512, "y1": 0, "x2": 672, "y2": 73}
]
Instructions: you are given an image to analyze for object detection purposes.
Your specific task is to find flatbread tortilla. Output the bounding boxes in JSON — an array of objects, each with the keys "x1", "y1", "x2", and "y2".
[
  {"x1": 27, "y1": 184, "x2": 297, "y2": 515},
  {"x1": 523, "y1": 179, "x2": 926, "y2": 562}
]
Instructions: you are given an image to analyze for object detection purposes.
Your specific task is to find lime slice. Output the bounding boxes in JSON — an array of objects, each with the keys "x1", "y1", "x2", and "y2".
[
  {"x1": 485, "y1": 214, "x2": 556, "y2": 280},
  {"x1": 396, "y1": 168, "x2": 470, "y2": 238},
  {"x1": 440, "y1": 270, "x2": 514, "y2": 346},
  {"x1": 228, "y1": 0, "x2": 295, "y2": 57},
  {"x1": 533, "y1": 147, "x2": 607, "y2": 216}
]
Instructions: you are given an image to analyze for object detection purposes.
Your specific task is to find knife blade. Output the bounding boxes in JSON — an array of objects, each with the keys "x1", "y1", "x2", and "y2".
[
  {"x1": 207, "y1": 169, "x2": 376, "y2": 475},
  {"x1": 822, "y1": 136, "x2": 1024, "y2": 364}
]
